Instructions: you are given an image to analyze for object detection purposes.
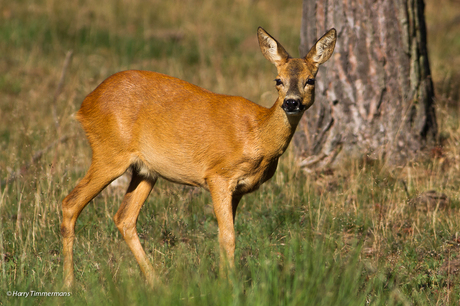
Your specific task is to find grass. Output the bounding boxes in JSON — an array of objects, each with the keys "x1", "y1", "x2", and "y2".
[{"x1": 1, "y1": 0, "x2": 460, "y2": 304}]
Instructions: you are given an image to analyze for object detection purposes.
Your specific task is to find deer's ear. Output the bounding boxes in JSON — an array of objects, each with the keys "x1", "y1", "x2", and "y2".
[
  {"x1": 305, "y1": 28, "x2": 337, "y2": 68},
  {"x1": 257, "y1": 27, "x2": 290, "y2": 67}
]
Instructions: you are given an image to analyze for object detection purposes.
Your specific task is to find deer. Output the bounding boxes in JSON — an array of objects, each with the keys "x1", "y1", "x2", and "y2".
[{"x1": 61, "y1": 27, "x2": 337, "y2": 287}]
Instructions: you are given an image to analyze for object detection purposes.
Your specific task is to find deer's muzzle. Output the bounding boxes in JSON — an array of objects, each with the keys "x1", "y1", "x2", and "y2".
[{"x1": 282, "y1": 98, "x2": 305, "y2": 114}]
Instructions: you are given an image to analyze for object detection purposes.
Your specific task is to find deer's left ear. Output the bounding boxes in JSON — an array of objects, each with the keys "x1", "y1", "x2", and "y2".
[
  {"x1": 257, "y1": 27, "x2": 290, "y2": 67},
  {"x1": 305, "y1": 28, "x2": 337, "y2": 69}
]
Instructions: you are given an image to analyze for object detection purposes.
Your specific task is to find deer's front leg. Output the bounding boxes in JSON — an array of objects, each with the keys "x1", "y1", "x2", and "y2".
[{"x1": 208, "y1": 178, "x2": 241, "y2": 273}]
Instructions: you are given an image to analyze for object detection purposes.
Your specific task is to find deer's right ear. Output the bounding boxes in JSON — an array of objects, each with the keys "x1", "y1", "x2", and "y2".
[{"x1": 257, "y1": 27, "x2": 290, "y2": 67}]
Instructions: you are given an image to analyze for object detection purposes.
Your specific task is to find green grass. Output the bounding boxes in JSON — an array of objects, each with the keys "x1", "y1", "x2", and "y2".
[
  {"x1": 3, "y1": 158, "x2": 460, "y2": 305},
  {"x1": 2, "y1": 0, "x2": 460, "y2": 305}
]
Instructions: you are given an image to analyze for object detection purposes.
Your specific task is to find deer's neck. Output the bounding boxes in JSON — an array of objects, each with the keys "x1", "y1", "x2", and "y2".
[{"x1": 259, "y1": 99, "x2": 302, "y2": 158}]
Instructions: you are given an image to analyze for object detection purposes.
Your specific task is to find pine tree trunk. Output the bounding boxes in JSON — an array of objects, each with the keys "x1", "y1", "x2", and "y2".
[{"x1": 295, "y1": 0, "x2": 437, "y2": 170}]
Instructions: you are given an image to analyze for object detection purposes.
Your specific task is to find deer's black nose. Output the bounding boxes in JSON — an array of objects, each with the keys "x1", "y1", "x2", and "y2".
[{"x1": 282, "y1": 99, "x2": 302, "y2": 113}]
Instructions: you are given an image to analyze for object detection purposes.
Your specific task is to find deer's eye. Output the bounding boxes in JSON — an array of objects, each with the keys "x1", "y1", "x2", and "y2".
[
  {"x1": 305, "y1": 78, "x2": 315, "y2": 86},
  {"x1": 275, "y1": 79, "x2": 283, "y2": 86}
]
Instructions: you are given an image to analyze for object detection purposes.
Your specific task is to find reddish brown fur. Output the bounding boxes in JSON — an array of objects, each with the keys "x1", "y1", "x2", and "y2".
[{"x1": 61, "y1": 27, "x2": 336, "y2": 287}]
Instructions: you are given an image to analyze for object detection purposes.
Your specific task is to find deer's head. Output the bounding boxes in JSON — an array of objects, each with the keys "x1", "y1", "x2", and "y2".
[{"x1": 258, "y1": 27, "x2": 337, "y2": 116}]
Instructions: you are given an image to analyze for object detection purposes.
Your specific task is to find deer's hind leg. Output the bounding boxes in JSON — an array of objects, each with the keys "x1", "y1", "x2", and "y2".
[
  {"x1": 62, "y1": 157, "x2": 130, "y2": 288},
  {"x1": 113, "y1": 169, "x2": 157, "y2": 286}
]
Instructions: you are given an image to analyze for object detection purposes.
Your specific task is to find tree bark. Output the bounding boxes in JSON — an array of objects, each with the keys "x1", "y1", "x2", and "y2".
[{"x1": 295, "y1": 0, "x2": 437, "y2": 170}]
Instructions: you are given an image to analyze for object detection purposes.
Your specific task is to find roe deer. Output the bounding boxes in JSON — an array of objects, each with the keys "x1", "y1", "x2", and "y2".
[{"x1": 61, "y1": 27, "x2": 336, "y2": 287}]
